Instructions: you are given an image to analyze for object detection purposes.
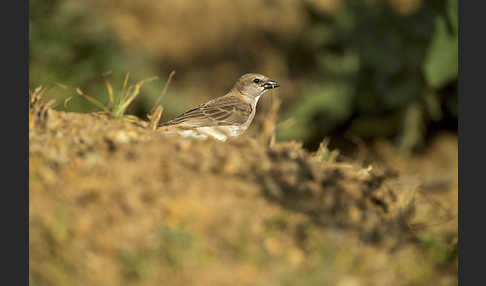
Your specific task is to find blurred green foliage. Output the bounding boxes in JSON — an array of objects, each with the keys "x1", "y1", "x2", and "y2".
[
  {"x1": 424, "y1": 0, "x2": 458, "y2": 88},
  {"x1": 29, "y1": 0, "x2": 457, "y2": 152},
  {"x1": 279, "y1": 0, "x2": 457, "y2": 152},
  {"x1": 29, "y1": 0, "x2": 162, "y2": 114}
]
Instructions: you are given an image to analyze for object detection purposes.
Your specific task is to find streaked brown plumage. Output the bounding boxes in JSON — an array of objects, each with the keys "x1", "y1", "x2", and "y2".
[
  {"x1": 158, "y1": 73, "x2": 280, "y2": 141},
  {"x1": 159, "y1": 95, "x2": 252, "y2": 127}
]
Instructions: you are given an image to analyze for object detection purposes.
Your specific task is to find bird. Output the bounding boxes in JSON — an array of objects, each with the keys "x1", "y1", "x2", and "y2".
[{"x1": 158, "y1": 73, "x2": 280, "y2": 141}]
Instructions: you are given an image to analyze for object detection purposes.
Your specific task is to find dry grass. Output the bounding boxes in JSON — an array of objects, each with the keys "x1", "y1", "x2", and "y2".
[{"x1": 29, "y1": 86, "x2": 57, "y2": 130}]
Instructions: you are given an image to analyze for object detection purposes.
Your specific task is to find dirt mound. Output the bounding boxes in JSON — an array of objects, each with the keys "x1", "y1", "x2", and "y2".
[{"x1": 29, "y1": 105, "x2": 456, "y2": 285}]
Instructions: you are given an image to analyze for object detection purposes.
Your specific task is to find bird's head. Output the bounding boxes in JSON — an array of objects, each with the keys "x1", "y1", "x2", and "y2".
[{"x1": 232, "y1": 73, "x2": 280, "y2": 99}]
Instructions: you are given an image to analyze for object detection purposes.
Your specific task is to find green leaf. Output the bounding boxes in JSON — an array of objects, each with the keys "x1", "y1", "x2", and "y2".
[
  {"x1": 278, "y1": 82, "x2": 353, "y2": 141},
  {"x1": 423, "y1": 0, "x2": 458, "y2": 88}
]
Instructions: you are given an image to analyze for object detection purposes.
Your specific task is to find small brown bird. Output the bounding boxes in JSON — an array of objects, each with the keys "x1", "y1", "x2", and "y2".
[{"x1": 158, "y1": 73, "x2": 280, "y2": 141}]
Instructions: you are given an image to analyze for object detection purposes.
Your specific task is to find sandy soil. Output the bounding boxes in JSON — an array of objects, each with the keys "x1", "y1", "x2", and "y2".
[{"x1": 29, "y1": 98, "x2": 457, "y2": 286}]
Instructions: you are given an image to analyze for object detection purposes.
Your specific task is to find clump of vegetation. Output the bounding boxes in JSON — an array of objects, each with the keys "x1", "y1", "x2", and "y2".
[
  {"x1": 29, "y1": 86, "x2": 57, "y2": 129},
  {"x1": 316, "y1": 138, "x2": 340, "y2": 163},
  {"x1": 72, "y1": 70, "x2": 175, "y2": 129},
  {"x1": 75, "y1": 73, "x2": 158, "y2": 120}
]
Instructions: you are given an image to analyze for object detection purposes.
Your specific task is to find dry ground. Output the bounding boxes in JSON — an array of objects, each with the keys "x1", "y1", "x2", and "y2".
[{"x1": 29, "y1": 100, "x2": 457, "y2": 286}]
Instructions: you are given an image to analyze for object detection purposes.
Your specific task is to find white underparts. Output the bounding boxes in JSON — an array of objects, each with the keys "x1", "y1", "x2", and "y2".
[{"x1": 163, "y1": 125, "x2": 244, "y2": 142}]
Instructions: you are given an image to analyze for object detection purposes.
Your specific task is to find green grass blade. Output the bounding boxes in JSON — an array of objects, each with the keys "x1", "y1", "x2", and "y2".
[
  {"x1": 104, "y1": 79, "x2": 115, "y2": 105},
  {"x1": 76, "y1": 88, "x2": 109, "y2": 112},
  {"x1": 120, "y1": 72, "x2": 130, "y2": 105},
  {"x1": 152, "y1": 71, "x2": 175, "y2": 112}
]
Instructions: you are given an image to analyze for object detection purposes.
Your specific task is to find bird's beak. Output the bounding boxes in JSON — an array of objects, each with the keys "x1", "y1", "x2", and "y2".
[{"x1": 263, "y1": 79, "x2": 280, "y2": 90}]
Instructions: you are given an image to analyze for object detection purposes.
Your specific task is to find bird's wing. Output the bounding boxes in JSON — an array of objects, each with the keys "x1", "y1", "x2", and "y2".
[{"x1": 159, "y1": 95, "x2": 252, "y2": 128}]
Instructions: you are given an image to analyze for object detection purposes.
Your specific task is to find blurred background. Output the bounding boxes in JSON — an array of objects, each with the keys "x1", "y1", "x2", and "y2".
[
  {"x1": 29, "y1": 1, "x2": 458, "y2": 285},
  {"x1": 30, "y1": 0, "x2": 457, "y2": 153}
]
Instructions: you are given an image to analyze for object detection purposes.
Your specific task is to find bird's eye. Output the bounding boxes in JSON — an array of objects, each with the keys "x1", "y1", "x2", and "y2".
[{"x1": 253, "y1": 78, "x2": 261, "y2": 84}]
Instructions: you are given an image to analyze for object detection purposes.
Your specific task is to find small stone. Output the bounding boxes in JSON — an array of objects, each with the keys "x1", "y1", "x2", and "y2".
[{"x1": 114, "y1": 131, "x2": 129, "y2": 143}]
